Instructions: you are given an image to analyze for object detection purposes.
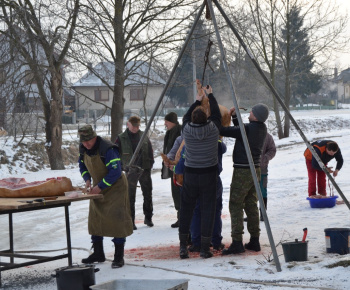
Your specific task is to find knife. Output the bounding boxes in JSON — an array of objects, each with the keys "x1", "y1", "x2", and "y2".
[{"x1": 18, "y1": 198, "x2": 46, "y2": 204}]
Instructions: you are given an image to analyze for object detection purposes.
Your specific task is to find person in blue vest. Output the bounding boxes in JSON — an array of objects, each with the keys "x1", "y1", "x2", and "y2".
[
  {"x1": 115, "y1": 116, "x2": 155, "y2": 230},
  {"x1": 78, "y1": 125, "x2": 133, "y2": 268}
]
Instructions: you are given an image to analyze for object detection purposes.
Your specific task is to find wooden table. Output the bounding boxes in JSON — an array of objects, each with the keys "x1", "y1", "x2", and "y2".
[{"x1": 0, "y1": 194, "x2": 103, "y2": 286}]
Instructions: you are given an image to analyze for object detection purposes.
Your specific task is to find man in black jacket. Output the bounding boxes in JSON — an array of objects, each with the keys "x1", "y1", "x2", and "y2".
[
  {"x1": 220, "y1": 104, "x2": 268, "y2": 255},
  {"x1": 161, "y1": 112, "x2": 182, "y2": 228},
  {"x1": 179, "y1": 85, "x2": 221, "y2": 259}
]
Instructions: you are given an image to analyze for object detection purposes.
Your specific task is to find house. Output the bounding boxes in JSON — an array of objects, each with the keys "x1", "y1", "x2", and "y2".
[
  {"x1": 72, "y1": 61, "x2": 167, "y2": 119},
  {"x1": 0, "y1": 31, "x2": 73, "y2": 131},
  {"x1": 334, "y1": 68, "x2": 350, "y2": 102}
]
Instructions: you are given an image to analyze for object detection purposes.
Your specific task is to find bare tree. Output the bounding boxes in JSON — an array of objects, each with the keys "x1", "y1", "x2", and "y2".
[
  {"x1": 69, "y1": 0, "x2": 198, "y2": 141},
  {"x1": 0, "y1": 0, "x2": 80, "y2": 169},
  {"x1": 222, "y1": 0, "x2": 349, "y2": 138}
]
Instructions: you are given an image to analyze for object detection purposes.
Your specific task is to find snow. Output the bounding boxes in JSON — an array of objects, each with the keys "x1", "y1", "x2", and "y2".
[{"x1": 1, "y1": 108, "x2": 350, "y2": 289}]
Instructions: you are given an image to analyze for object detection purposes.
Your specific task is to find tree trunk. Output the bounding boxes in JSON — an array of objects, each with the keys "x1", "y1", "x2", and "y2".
[
  {"x1": 111, "y1": 1, "x2": 125, "y2": 142},
  {"x1": 46, "y1": 70, "x2": 65, "y2": 170}
]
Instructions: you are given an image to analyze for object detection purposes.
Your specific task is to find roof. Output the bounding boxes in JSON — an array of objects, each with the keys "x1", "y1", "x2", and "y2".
[
  {"x1": 73, "y1": 61, "x2": 166, "y2": 87},
  {"x1": 335, "y1": 68, "x2": 350, "y2": 83}
]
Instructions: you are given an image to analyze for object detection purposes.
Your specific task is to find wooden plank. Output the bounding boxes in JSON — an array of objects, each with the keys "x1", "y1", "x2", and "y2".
[{"x1": 0, "y1": 194, "x2": 103, "y2": 211}]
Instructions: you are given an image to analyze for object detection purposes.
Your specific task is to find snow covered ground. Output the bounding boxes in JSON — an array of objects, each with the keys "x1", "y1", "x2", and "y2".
[{"x1": 1, "y1": 108, "x2": 350, "y2": 289}]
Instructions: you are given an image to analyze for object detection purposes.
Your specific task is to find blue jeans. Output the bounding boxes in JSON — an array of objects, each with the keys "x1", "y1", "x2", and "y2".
[{"x1": 190, "y1": 178, "x2": 223, "y2": 247}]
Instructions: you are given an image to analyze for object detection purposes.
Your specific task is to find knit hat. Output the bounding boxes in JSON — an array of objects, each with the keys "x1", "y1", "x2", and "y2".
[
  {"x1": 164, "y1": 112, "x2": 178, "y2": 124},
  {"x1": 78, "y1": 125, "x2": 97, "y2": 142},
  {"x1": 128, "y1": 116, "x2": 141, "y2": 127},
  {"x1": 252, "y1": 103, "x2": 269, "y2": 122}
]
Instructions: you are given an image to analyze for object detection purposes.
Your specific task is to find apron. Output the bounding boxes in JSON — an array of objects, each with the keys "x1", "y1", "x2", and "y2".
[{"x1": 84, "y1": 153, "x2": 133, "y2": 238}]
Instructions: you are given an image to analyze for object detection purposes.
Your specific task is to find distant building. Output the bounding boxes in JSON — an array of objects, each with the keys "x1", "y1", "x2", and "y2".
[
  {"x1": 72, "y1": 61, "x2": 166, "y2": 119},
  {"x1": 334, "y1": 68, "x2": 350, "y2": 102}
]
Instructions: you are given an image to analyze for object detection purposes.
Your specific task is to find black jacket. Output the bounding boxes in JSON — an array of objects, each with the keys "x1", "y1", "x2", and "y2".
[{"x1": 220, "y1": 116, "x2": 267, "y2": 168}]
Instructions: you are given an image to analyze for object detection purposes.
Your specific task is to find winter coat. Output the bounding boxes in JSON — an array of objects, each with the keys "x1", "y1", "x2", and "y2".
[
  {"x1": 260, "y1": 132, "x2": 276, "y2": 174},
  {"x1": 304, "y1": 140, "x2": 343, "y2": 171},
  {"x1": 182, "y1": 93, "x2": 221, "y2": 171},
  {"x1": 220, "y1": 116, "x2": 267, "y2": 168},
  {"x1": 161, "y1": 123, "x2": 182, "y2": 179},
  {"x1": 116, "y1": 129, "x2": 154, "y2": 170}
]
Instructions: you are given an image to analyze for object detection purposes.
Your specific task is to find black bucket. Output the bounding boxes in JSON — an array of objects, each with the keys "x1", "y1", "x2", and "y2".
[
  {"x1": 282, "y1": 239, "x2": 308, "y2": 262},
  {"x1": 52, "y1": 264, "x2": 99, "y2": 290},
  {"x1": 324, "y1": 228, "x2": 350, "y2": 255}
]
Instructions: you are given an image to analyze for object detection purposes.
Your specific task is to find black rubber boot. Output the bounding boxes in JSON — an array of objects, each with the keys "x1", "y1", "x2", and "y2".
[
  {"x1": 82, "y1": 240, "x2": 106, "y2": 263},
  {"x1": 222, "y1": 240, "x2": 245, "y2": 255},
  {"x1": 200, "y1": 236, "x2": 213, "y2": 258},
  {"x1": 144, "y1": 217, "x2": 154, "y2": 227},
  {"x1": 245, "y1": 237, "x2": 261, "y2": 252},
  {"x1": 188, "y1": 244, "x2": 201, "y2": 253},
  {"x1": 179, "y1": 234, "x2": 189, "y2": 259},
  {"x1": 111, "y1": 243, "x2": 125, "y2": 268},
  {"x1": 171, "y1": 220, "x2": 179, "y2": 228}
]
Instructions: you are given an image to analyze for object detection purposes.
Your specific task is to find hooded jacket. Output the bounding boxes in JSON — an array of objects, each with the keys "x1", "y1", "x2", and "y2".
[{"x1": 182, "y1": 93, "x2": 221, "y2": 171}]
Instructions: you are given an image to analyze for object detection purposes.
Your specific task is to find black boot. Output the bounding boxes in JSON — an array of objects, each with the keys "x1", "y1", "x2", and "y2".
[
  {"x1": 222, "y1": 240, "x2": 245, "y2": 255},
  {"x1": 111, "y1": 243, "x2": 125, "y2": 268},
  {"x1": 144, "y1": 217, "x2": 154, "y2": 227},
  {"x1": 82, "y1": 240, "x2": 106, "y2": 263},
  {"x1": 200, "y1": 236, "x2": 213, "y2": 258},
  {"x1": 171, "y1": 220, "x2": 179, "y2": 228},
  {"x1": 179, "y1": 234, "x2": 189, "y2": 259},
  {"x1": 245, "y1": 237, "x2": 261, "y2": 252}
]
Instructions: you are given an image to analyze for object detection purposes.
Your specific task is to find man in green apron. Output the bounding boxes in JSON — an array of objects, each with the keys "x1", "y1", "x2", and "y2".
[{"x1": 78, "y1": 125, "x2": 133, "y2": 268}]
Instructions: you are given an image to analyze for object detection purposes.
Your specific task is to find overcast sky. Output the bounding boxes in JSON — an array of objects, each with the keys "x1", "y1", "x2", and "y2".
[{"x1": 337, "y1": 0, "x2": 350, "y2": 69}]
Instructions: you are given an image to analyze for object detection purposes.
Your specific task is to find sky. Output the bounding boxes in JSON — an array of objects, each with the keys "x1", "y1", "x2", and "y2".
[
  {"x1": 1, "y1": 108, "x2": 350, "y2": 289},
  {"x1": 337, "y1": 0, "x2": 350, "y2": 69}
]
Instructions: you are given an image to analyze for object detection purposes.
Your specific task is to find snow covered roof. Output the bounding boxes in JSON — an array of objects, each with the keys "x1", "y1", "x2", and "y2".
[
  {"x1": 335, "y1": 68, "x2": 350, "y2": 83},
  {"x1": 72, "y1": 61, "x2": 166, "y2": 87}
]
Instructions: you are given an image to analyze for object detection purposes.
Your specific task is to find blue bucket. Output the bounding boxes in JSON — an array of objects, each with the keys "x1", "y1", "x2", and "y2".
[{"x1": 324, "y1": 228, "x2": 350, "y2": 255}]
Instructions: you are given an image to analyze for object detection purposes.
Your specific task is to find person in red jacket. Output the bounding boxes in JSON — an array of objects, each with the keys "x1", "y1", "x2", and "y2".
[{"x1": 304, "y1": 140, "x2": 343, "y2": 197}]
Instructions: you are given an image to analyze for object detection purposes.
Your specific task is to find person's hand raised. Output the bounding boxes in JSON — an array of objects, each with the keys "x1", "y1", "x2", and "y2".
[
  {"x1": 229, "y1": 107, "x2": 236, "y2": 116},
  {"x1": 204, "y1": 85, "x2": 213, "y2": 95}
]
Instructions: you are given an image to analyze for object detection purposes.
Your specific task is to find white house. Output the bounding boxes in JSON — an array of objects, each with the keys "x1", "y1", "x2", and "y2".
[
  {"x1": 72, "y1": 61, "x2": 167, "y2": 119},
  {"x1": 335, "y1": 68, "x2": 350, "y2": 102}
]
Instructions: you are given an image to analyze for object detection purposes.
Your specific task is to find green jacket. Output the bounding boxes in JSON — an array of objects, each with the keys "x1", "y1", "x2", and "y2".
[{"x1": 117, "y1": 129, "x2": 153, "y2": 170}]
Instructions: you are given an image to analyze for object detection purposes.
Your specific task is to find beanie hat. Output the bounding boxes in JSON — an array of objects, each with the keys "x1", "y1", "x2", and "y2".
[
  {"x1": 252, "y1": 103, "x2": 269, "y2": 122},
  {"x1": 128, "y1": 116, "x2": 141, "y2": 127},
  {"x1": 165, "y1": 112, "x2": 178, "y2": 124},
  {"x1": 78, "y1": 125, "x2": 97, "y2": 142}
]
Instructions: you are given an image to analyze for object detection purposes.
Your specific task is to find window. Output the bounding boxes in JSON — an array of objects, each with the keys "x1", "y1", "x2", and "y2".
[
  {"x1": 130, "y1": 88, "x2": 144, "y2": 101},
  {"x1": 0, "y1": 70, "x2": 5, "y2": 84},
  {"x1": 94, "y1": 89, "x2": 109, "y2": 101}
]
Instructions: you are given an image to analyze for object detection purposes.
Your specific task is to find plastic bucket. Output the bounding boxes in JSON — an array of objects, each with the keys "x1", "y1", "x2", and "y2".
[
  {"x1": 324, "y1": 228, "x2": 350, "y2": 255},
  {"x1": 282, "y1": 240, "x2": 308, "y2": 262}
]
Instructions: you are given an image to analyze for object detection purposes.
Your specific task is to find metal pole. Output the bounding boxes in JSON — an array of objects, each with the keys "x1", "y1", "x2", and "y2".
[
  {"x1": 192, "y1": 40, "x2": 197, "y2": 102},
  {"x1": 127, "y1": 0, "x2": 207, "y2": 167},
  {"x1": 212, "y1": 0, "x2": 350, "y2": 210},
  {"x1": 207, "y1": 0, "x2": 282, "y2": 272}
]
